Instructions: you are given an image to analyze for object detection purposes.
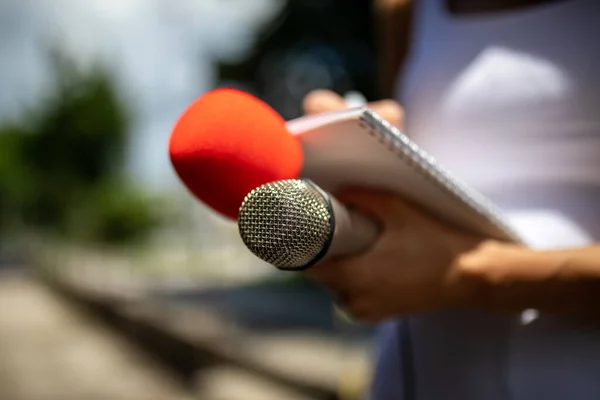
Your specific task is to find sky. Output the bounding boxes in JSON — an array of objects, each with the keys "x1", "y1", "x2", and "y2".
[{"x1": 0, "y1": 0, "x2": 284, "y2": 190}]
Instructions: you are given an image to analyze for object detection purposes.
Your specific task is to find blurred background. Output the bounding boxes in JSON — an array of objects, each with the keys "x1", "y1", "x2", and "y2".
[{"x1": 0, "y1": 0, "x2": 382, "y2": 399}]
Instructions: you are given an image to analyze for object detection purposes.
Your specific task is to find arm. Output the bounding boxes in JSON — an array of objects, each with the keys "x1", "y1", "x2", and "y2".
[
  {"x1": 306, "y1": 188, "x2": 600, "y2": 323},
  {"x1": 373, "y1": 0, "x2": 414, "y2": 98},
  {"x1": 459, "y1": 242, "x2": 600, "y2": 320},
  {"x1": 301, "y1": 1, "x2": 411, "y2": 124}
]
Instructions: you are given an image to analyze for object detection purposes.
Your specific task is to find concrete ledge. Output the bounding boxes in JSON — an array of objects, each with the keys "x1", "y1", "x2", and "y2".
[{"x1": 44, "y1": 275, "x2": 372, "y2": 400}]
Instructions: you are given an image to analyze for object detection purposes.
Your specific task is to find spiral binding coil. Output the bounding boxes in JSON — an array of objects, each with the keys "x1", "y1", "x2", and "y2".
[{"x1": 359, "y1": 109, "x2": 523, "y2": 243}]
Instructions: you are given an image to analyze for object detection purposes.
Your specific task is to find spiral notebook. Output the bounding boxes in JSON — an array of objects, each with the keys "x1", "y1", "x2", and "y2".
[{"x1": 286, "y1": 107, "x2": 524, "y2": 244}]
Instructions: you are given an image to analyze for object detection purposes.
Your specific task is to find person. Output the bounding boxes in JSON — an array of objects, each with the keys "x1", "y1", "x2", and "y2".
[{"x1": 302, "y1": 0, "x2": 600, "y2": 399}]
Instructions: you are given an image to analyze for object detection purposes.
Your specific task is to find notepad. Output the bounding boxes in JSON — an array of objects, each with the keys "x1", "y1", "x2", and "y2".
[{"x1": 286, "y1": 107, "x2": 523, "y2": 243}]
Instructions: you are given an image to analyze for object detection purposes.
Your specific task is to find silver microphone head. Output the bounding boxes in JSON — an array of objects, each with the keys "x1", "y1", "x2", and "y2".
[{"x1": 238, "y1": 179, "x2": 333, "y2": 270}]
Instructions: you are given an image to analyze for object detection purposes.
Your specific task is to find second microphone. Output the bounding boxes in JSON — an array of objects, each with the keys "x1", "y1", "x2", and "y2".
[{"x1": 238, "y1": 179, "x2": 381, "y2": 271}]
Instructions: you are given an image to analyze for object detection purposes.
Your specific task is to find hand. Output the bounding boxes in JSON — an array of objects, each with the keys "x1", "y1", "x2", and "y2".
[
  {"x1": 305, "y1": 188, "x2": 489, "y2": 323},
  {"x1": 302, "y1": 89, "x2": 404, "y2": 129}
]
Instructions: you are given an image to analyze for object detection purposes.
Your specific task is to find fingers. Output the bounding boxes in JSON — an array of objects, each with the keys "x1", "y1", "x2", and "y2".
[
  {"x1": 307, "y1": 260, "x2": 384, "y2": 323},
  {"x1": 368, "y1": 99, "x2": 404, "y2": 128},
  {"x1": 306, "y1": 260, "x2": 352, "y2": 288},
  {"x1": 303, "y1": 90, "x2": 346, "y2": 115},
  {"x1": 303, "y1": 89, "x2": 404, "y2": 128},
  {"x1": 306, "y1": 263, "x2": 357, "y2": 311}
]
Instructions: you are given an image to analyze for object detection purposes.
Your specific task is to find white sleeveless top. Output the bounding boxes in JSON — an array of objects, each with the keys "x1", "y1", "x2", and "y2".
[{"x1": 371, "y1": 1, "x2": 600, "y2": 399}]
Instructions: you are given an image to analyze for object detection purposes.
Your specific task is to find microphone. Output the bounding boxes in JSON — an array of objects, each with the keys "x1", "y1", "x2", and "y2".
[
  {"x1": 168, "y1": 88, "x2": 303, "y2": 220},
  {"x1": 237, "y1": 179, "x2": 380, "y2": 271}
]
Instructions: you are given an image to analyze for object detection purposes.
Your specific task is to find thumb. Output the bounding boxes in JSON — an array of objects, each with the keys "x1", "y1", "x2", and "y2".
[{"x1": 334, "y1": 187, "x2": 400, "y2": 223}]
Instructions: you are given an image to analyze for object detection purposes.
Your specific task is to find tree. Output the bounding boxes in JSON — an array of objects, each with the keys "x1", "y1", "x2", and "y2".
[{"x1": 0, "y1": 47, "x2": 162, "y2": 246}]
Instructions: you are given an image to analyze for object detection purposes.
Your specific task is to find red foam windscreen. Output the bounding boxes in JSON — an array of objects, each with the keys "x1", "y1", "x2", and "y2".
[{"x1": 169, "y1": 88, "x2": 303, "y2": 219}]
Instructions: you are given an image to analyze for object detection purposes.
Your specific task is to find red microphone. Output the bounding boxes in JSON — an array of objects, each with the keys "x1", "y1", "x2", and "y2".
[{"x1": 168, "y1": 88, "x2": 303, "y2": 220}]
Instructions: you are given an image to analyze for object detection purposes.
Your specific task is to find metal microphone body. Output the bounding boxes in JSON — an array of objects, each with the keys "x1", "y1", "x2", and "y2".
[{"x1": 238, "y1": 179, "x2": 380, "y2": 271}]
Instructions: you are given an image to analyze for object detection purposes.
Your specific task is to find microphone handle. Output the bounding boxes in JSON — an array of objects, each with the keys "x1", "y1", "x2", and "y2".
[{"x1": 322, "y1": 190, "x2": 381, "y2": 261}]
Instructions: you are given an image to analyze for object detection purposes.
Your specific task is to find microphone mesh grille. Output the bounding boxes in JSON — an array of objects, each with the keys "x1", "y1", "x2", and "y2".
[{"x1": 238, "y1": 179, "x2": 332, "y2": 270}]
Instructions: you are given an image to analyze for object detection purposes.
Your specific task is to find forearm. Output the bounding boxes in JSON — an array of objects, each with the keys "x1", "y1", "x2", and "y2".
[
  {"x1": 458, "y1": 242, "x2": 600, "y2": 320},
  {"x1": 373, "y1": 0, "x2": 414, "y2": 98}
]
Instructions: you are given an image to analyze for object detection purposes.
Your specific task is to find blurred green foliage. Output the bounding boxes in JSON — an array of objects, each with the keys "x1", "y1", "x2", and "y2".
[{"x1": 0, "y1": 48, "x2": 163, "y2": 245}]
